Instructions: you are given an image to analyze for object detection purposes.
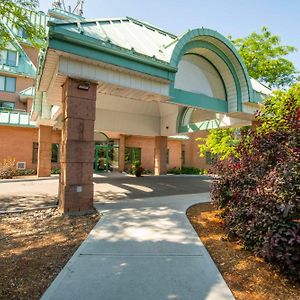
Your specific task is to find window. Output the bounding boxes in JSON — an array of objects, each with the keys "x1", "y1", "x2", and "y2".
[
  {"x1": 17, "y1": 28, "x2": 28, "y2": 39},
  {"x1": 32, "y1": 142, "x2": 38, "y2": 164},
  {"x1": 125, "y1": 147, "x2": 141, "y2": 165},
  {"x1": 51, "y1": 144, "x2": 59, "y2": 163},
  {"x1": 0, "y1": 76, "x2": 16, "y2": 92},
  {"x1": 0, "y1": 101, "x2": 15, "y2": 110},
  {"x1": 32, "y1": 143, "x2": 60, "y2": 164},
  {"x1": 0, "y1": 50, "x2": 17, "y2": 66},
  {"x1": 181, "y1": 144, "x2": 186, "y2": 165},
  {"x1": 166, "y1": 149, "x2": 169, "y2": 164}
]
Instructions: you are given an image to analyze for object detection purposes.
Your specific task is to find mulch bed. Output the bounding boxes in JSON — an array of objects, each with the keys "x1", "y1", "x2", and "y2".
[
  {"x1": 187, "y1": 202, "x2": 300, "y2": 300},
  {"x1": 0, "y1": 208, "x2": 100, "y2": 300}
]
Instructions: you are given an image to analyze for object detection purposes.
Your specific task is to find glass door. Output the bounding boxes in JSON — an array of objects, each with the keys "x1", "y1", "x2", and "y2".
[
  {"x1": 107, "y1": 146, "x2": 119, "y2": 171},
  {"x1": 95, "y1": 145, "x2": 108, "y2": 172},
  {"x1": 94, "y1": 145, "x2": 119, "y2": 172}
]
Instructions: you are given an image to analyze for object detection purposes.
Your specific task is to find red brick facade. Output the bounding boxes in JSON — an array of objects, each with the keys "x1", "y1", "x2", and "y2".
[
  {"x1": 0, "y1": 125, "x2": 61, "y2": 170},
  {"x1": 0, "y1": 124, "x2": 210, "y2": 174}
]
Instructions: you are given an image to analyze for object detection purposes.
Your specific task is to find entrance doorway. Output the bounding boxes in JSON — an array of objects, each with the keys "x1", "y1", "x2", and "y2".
[{"x1": 94, "y1": 144, "x2": 119, "y2": 172}]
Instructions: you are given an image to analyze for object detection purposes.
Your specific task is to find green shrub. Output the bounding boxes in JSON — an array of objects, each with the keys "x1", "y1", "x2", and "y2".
[
  {"x1": 142, "y1": 169, "x2": 153, "y2": 175},
  {"x1": 0, "y1": 157, "x2": 16, "y2": 179},
  {"x1": 211, "y1": 87, "x2": 300, "y2": 280},
  {"x1": 167, "y1": 167, "x2": 181, "y2": 175},
  {"x1": 51, "y1": 168, "x2": 60, "y2": 174},
  {"x1": 167, "y1": 166, "x2": 208, "y2": 175},
  {"x1": 181, "y1": 166, "x2": 202, "y2": 174},
  {"x1": 15, "y1": 169, "x2": 37, "y2": 176}
]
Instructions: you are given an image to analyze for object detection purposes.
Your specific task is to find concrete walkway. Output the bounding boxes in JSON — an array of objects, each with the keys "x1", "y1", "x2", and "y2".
[{"x1": 41, "y1": 193, "x2": 234, "y2": 300}]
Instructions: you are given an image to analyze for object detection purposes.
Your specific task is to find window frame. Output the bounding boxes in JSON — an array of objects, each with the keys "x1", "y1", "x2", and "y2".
[
  {"x1": 6, "y1": 50, "x2": 18, "y2": 67},
  {"x1": 166, "y1": 149, "x2": 169, "y2": 164},
  {"x1": 125, "y1": 147, "x2": 142, "y2": 165},
  {"x1": 0, "y1": 49, "x2": 18, "y2": 67},
  {"x1": 181, "y1": 144, "x2": 186, "y2": 166},
  {"x1": 32, "y1": 142, "x2": 38, "y2": 164},
  {"x1": 51, "y1": 143, "x2": 60, "y2": 163},
  {"x1": 0, "y1": 100, "x2": 15, "y2": 110},
  {"x1": 0, "y1": 75, "x2": 16, "y2": 93}
]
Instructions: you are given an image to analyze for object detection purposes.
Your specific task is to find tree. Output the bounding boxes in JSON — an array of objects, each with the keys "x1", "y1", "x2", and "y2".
[
  {"x1": 197, "y1": 128, "x2": 241, "y2": 161},
  {"x1": 198, "y1": 28, "x2": 298, "y2": 159},
  {"x1": 230, "y1": 27, "x2": 298, "y2": 89},
  {"x1": 0, "y1": 0, "x2": 45, "y2": 49},
  {"x1": 257, "y1": 83, "x2": 300, "y2": 133}
]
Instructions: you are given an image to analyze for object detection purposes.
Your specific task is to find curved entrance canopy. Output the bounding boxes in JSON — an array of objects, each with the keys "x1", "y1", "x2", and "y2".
[
  {"x1": 31, "y1": 13, "x2": 271, "y2": 214},
  {"x1": 34, "y1": 16, "x2": 268, "y2": 137}
]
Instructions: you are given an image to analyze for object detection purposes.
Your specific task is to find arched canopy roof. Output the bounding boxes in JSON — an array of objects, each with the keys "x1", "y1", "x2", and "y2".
[{"x1": 168, "y1": 28, "x2": 254, "y2": 112}]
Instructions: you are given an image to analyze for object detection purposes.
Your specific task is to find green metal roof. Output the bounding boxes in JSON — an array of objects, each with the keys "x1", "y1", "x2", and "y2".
[
  {"x1": 48, "y1": 16, "x2": 178, "y2": 66},
  {"x1": 48, "y1": 8, "x2": 85, "y2": 22}
]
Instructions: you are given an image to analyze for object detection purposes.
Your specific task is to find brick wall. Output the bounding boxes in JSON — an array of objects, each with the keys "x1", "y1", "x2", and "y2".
[
  {"x1": 0, "y1": 126, "x2": 61, "y2": 170},
  {"x1": 0, "y1": 126, "x2": 210, "y2": 174},
  {"x1": 22, "y1": 45, "x2": 39, "y2": 67},
  {"x1": 125, "y1": 136, "x2": 182, "y2": 171},
  {"x1": 125, "y1": 136, "x2": 155, "y2": 170},
  {"x1": 182, "y1": 131, "x2": 211, "y2": 170},
  {"x1": 167, "y1": 140, "x2": 182, "y2": 169}
]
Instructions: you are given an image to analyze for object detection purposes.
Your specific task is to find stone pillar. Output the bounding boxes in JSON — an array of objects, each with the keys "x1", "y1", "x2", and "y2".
[
  {"x1": 119, "y1": 134, "x2": 125, "y2": 172},
  {"x1": 37, "y1": 125, "x2": 52, "y2": 177},
  {"x1": 59, "y1": 78, "x2": 97, "y2": 214},
  {"x1": 154, "y1": 136, "x2": 168, "y2": 175}
]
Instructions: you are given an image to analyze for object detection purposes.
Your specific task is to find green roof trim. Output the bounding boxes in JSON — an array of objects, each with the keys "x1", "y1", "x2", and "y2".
[
  {"x1": 48, "y1": 8, "x2": 85, "y2": 22},
  {"x1": 178, "y1": 119, "x2": 221, "y2": 133},
  {"x1": 48, "y1": 24, "x2": 177, "y2": 80},
  {"x1": 170, "y1": 87, "x2": 228, "y2": 112},
  {"x1": 177, "y1": 40, "x2": 242, "y2": 111},
  {"x1": 170, "y1": 28, "x2": 254, "y2": 106}
]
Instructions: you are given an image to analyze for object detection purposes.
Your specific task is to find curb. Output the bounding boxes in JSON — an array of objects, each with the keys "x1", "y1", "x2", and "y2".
[{"x1": 0, "y1": 175, "x2": 59, "y2": 183}]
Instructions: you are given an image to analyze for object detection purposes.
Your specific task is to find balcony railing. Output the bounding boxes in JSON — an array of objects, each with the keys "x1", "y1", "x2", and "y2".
[{"x1": 0, "y1": 109, "x2": 36, "y2": 127}]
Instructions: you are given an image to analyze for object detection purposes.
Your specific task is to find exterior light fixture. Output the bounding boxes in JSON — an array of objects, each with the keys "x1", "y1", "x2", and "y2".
[{"x1": 77, "y1": 82, "x2": 90, "y2": 90}]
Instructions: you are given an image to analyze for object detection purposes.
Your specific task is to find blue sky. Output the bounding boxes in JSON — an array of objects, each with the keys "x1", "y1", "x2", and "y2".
[{"x1": 39, "y1": 0, "x2": 300, "y2": 71}]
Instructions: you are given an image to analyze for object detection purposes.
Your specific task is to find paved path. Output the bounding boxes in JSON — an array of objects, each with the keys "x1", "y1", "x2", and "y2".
[
  {"x1": 41, "y1": 193, "x2": 234, "y2": 300},
  {"x1": 0, "y1": 174, "x2": 211, "y2": 212}
]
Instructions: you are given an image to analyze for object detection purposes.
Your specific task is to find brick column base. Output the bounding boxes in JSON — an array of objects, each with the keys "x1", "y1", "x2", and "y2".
[
  {"x1": 59, "y1": 78, "x2": 97, "y2": 214},
  {"x1": 37, "y1": 125, "x2": 52, "y2": 177},
  {"x1": 154, "y1": 136, "x2": 168, "y2": 175}
]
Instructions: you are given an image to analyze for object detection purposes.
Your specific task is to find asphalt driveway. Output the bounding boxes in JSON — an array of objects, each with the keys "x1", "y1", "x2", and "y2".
[{"x1": 0, "y1": 174, "x2": 211, "y2": 212}]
